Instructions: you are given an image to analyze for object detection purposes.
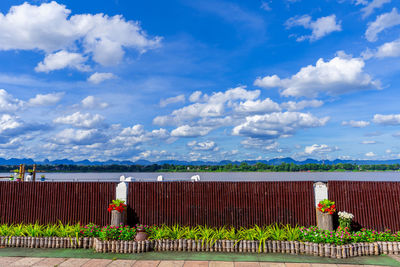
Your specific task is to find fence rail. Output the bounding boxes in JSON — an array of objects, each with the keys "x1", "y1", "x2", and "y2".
[
  {"x1": 127, "y1": 181, "x2": 315, "y2": 227},
  {"x1": 328, "y1": 181, "x2": 400, "y2": 231},
  {"x1": 0, "y1": 182, "x2": 116, "y2": 225}
]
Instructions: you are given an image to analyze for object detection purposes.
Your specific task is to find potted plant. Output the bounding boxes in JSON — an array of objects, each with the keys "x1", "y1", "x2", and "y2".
[
  {"x1": 40, "y1": 175, "x2": 46, "y2": 182},
  {"x1": 108, "y1": 199, "x2": 127, "y2": 226},
  {"x1": 316, "y1": 199, "x2": 336, "y2": 231},
  {"x1": 338, "y1": 211, "x2": 354, "y2": 231},
  {"x1": 135, "y1": 224, "x2": 149, "y2": 241}
]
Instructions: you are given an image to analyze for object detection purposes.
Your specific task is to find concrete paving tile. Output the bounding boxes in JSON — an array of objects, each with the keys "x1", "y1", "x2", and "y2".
[
  {"x1": 284, "y1": 264, "x2": 311, "y2": 267},
  {"x1": 132, "y1": 260, "x2": 160, "y2": 267},
  {"x1": 183, "y1": 261, "x2": 209, "y2": 267},
  {"x1": 209, "y1": 261, "x2": 234, "y2": 267},
  {"x1": 259, "y1": 263, "x2": 285, "y2": 267},
  {"x1": 107, "y1": 259, "x2": 136, "y2": 267},
  {"x1": 82, "y1": 258, "x2": 113, "y2": 267},
  {"x1": 158, "y1": 261, "x2": 185, "y2": 267},
  {"x1": 0, "y1": 257, "x2": 24, "y2": 267},
  {"x1": 311, "y1": 264, "x2": 338, "y2": 267},
  {"x1": 333, "y1": 265, "x2": 358, "y2": 267},
  {"x1": 10, "y1": 257, "x2": 45, "y2": 266},
  {"x1": 32, "y1": 258, "x2": 68, "y2": 267},
  {"x1": 59, "y1": 258, "x2": 91, "y2": 267},
  {"x1": 235, "y1": 262, "x2": 260, "y2": 267}
]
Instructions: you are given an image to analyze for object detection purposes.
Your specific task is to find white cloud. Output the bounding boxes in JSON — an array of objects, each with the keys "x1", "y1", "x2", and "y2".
[
  {"x1": 285, "y1": 14, "x2": 342, "y2": 41},
  {"x1": 159, "y1": 94, "x2": 185, "y2": 107},
  {"x1": 304, "y1": 144, "x2": 339, "y2": 154},
  {"x1": 361, "y1": 0, "x2": 391, "y2": 18},
  {"x1": 0, "y1": 89, "x2": 24, "y2": 112},
  {"x1": 365, "y1": 8, "x2": 400, "y2": 42},
  {"x1": 154, "y1": 86, "x2": 259, "y2": 126},
  {"x1": 81, "y1": 96, "x2": 109, "y2": 109},
  {"x1": 232, "y1": 112, "x2": 329, "y2": 139},
  {"x1": 373, "y1": 114, "x2": 400, "y2": 125},
  {"x1": 189, "y1": 91, "x2": 202, "y2": 102},
  {"x1": 254, "y1": 52, "x2": 380, "y2": 98},
  {"x1": 260, "y1": 2, "x2": 272, "y2": 11},
  {"x1": 234, "y1": 98, "x2": 281, "y2": 114},
  {"x1": 361, "y1": 140, "x2": 377, "y2": 144},
  {"x1": 365, "y1": 151, "x2": 376, "y2": 157},
  {"x1": 342, "y1": 120, "x2": 370, "y2": 127},
  {"x1": 0, "y1": 2, "x2": 161, "y2": 67},
  {"x1": 28, "y1": 92, "x2": 63, "y2": 106},
  {"x1": 187, "y1": 140, "x2": 218, "y2": 151},
  {"x1": 54, "y1": 112, "x2": 105, "y2": 128},
  {"x1": 87, "y1": 72, "x2": 116, "y2": 84},
  {"x1": 364, "y1": 38, "x2": 400, "y2": 59},
  {"x1": 52, "y1": 128, "x2": 105, "y2": 145},
  {"x1": 281, "y1": 100, "x2": 323, "y2": 111},
  {"x1": 171, "y1": 125, "x2": 212, "y2": 137},
  {"x1": 35, "y1": 50, "x2": 90, "y2": 73}
]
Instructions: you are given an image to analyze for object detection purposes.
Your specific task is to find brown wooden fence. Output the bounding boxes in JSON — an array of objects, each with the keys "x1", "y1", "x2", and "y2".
[
  {"x1": 328, "y1": 181, "x2": 400, "y2": 231},
  {"x1": 0, "y1": 182, "x2": 116, "y2": 225},
  {"x1": 127, "y1": 181, "x2": 315, "y2": 227}
]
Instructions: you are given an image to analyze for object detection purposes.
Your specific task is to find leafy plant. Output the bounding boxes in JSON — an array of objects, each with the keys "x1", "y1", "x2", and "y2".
[{"x1": 317, "y1": 199, "x2": 336, "y2": 215}]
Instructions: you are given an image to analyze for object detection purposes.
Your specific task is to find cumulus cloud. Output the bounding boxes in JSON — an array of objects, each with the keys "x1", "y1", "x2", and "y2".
[
  {"x1": 342, "y1": 120, "x2": 370, "y2": 127},
  {"x1": 285, "y1": 14, "x2": 341, "y2": 41},
  {"x1": 232, "y1": 112, "x2": 329, "y2": 139},
  {"x1": 365, "y1": 151, "x2": 376, "y2": 157},
  {"x1": 373, "y1": 114, "x2": 400, "y2": 125},
  {"x1": 363, "y1": 38, "x2": 400, "y2": 59},
  {"x1": 81, "y1": 96, "x2": 109, "y2": 109},
  {"x1": 0, "y1": 114, "x2": 45, "y2": 143},
  {"x1": 234, "y1": 98, "x2": 281, "y2": 114},
  {"x1": 0, "y1": 89, "x2": 24, "y2": 112},
  {"x1": 153, "y1": 86, "x2": 260, "y2": 126},
  {"x1": 87, "y1": 72, "x2": 116, "y2": 84},
  {"x1": 110, "y1": 124, "x2": 169, "y2": 147},
  {"x1": 28, "y1": 92, "x2": 63, "y2": 106},
  {"x1": 171, "y1": 125, "x2": 212, "y2": 137},
  {"x1": 281, "y1": 100, "x2": 323, "y2": 111},
  {"x1": 159, "y1": 94, "x2": 185, "y2": 107},
  {"x1": 0, "y1": 1, "x2": 161, "y2": 69},
  {"x1": 361, "y1": 0, "x2": 391, "y2": 18},
  {"x1": 35, "y1": 50, "x2": 90, "y2": 73},
  {"x1": 365, "y1": 8, "x2": 400, "y2": 42},
  {"x1": 52, "y1": 128, "x2": 105, "y2": 145},
  {"x1": 53, "y1": 112, "x2": 105, "y2": 128},
  {"x1": 304, "y1": 144, "x2": 339, "y2": 154},
  {"x1": 187, "y1": 140, "x2": 218, "y2": 151},
  {"x1": 254, "y1": 52, "x2": 380, "y2": 98}
]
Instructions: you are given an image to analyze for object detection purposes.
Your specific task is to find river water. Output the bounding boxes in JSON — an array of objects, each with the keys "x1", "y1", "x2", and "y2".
[{"x1": 1, "y1": 172, "x2": 400, "y2": 182}]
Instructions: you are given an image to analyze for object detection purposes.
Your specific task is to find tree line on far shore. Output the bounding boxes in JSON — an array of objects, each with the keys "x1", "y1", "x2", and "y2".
[{"x1": 0, "y1": 162, "x2": 399, "y2": 173}]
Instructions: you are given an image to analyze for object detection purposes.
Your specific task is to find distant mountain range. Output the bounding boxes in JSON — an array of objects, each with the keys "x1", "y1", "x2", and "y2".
[{"x1": 0, "y1": 157, "x2": 400, "y2": 166}]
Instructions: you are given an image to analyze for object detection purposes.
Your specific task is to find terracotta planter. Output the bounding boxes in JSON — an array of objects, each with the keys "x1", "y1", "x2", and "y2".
[{"x1": 135, "y1": 226, "x2": 149, "y2": 241}]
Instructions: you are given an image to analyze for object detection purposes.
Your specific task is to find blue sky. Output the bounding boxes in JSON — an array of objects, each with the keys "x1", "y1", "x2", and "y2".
[{"x1": 0, "y1": 0, "x2": 399, "y2": 162}]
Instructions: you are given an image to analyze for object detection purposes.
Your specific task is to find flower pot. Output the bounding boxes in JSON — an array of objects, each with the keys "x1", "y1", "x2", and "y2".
[
  {"x1": 135, "y1": 226, "x2": 149, "y2": 241},
  {"x1": 110, "y1": 210, "x2": 126, "y2": 226},
  {"x1": 316, "y1": 209, "x2": 333, "y2": 231}
]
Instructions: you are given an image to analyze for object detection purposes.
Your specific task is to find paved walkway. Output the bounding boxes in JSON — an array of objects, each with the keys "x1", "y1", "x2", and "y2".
[{"x1": 0, "y1": 257, "x2": 397, "y2": 267}]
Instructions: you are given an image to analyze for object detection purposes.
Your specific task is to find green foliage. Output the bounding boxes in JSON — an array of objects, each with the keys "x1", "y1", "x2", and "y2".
[{"x1": 0, "y1": 222, "x2": 399, "y2": 245}]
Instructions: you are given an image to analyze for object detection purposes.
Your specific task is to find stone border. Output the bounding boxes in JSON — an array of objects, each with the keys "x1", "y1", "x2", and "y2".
[{"x1": 2, "y1": 236, "x2": 400, "y2": 258}]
